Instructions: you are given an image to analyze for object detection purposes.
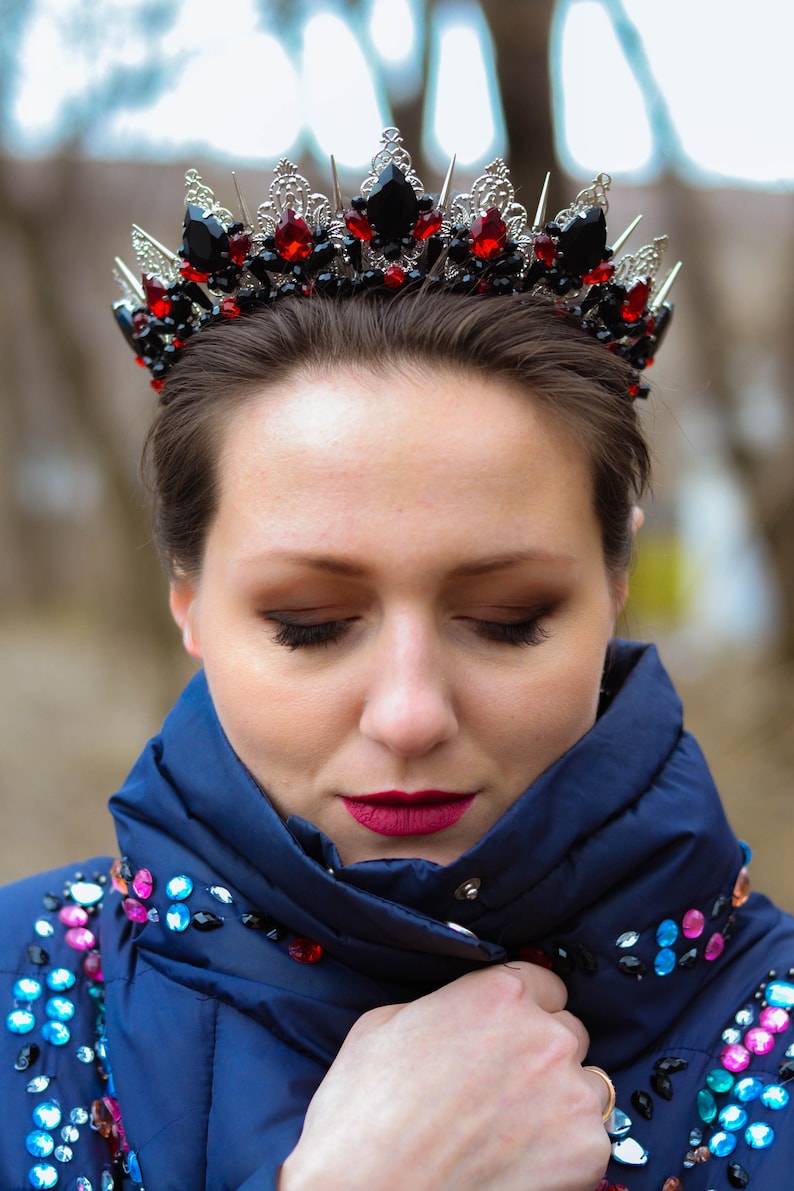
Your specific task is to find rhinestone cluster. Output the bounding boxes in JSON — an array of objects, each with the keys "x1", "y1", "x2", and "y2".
[
  {"x1": 112, "y1": 127, "x2": 679, "y2": 400},
  {"x1": 113, "y1": 858, "x2": 323, "y2": 965},
  {"x1": 613, "y1": 850, "x2": 752, "y2": 981},
  {"x1": 5, "y1": 867, "x2": 144, "y2": 1188}
]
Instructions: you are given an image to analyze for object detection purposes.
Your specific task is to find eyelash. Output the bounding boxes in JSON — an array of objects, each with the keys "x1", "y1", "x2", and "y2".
[{"x1": 268, "y1": 616, "x2": 550, "y2": 651}]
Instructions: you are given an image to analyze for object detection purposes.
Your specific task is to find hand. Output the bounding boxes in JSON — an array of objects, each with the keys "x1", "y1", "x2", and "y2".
[{"x1": 279, "y1": 962, "x2": 611, "y2": 1191}]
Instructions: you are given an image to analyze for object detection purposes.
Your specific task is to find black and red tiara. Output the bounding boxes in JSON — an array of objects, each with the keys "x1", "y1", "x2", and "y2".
[{"x1": 112, "y1": 127, "x2": 680, "y2": 400}]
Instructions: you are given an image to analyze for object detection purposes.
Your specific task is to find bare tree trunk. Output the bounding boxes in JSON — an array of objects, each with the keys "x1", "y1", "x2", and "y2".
[
  {"x1": 0, "y1": 154, "x2": 175, "y2": 651},
  {"x1": 479, "y1": 0, "x2": 565, "y2": 213}
]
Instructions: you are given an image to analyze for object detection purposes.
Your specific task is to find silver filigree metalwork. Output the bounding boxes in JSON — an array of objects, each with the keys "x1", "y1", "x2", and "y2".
[
  {"x1": 184, "y1": 169, "x2": 233, "y2": 224},
  {"x1": 360, "y1": 126, "x2": 425, "y2": 198},
  {"x1": 131, "y1": 226, "x2": 178, "y2": 285},
  {"x1": 613, "y1": 236, "x2": 668, "y2": 285},
  {"x1": 450, "y1": 157, "x2": 530, "y2": 245},
  {"x1": 554, "y1": 172, "x2": 612, "y2": 225},
  {"x1": 257, "y1": 158, "x2": 332, "y2": 235}
]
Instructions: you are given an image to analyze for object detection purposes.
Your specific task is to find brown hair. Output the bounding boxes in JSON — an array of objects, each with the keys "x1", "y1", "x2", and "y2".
[{"x1": 143, "y1": 291, "x2": 651, "y2": 582}]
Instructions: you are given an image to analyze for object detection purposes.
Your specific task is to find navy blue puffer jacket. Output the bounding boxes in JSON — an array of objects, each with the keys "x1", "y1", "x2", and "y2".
[{"x1": 2, "y1": 642, "x2": 793, "y2": 1191}]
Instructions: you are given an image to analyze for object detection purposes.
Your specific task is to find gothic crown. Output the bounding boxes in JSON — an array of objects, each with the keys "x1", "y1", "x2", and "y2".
[{"x1": 112, "y1": 127, "x2": 680, "y2": 400}]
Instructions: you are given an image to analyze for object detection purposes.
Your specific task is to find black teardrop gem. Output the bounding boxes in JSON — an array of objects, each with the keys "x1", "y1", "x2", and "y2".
[
  {"x1": 112, "y1": 303, "x2": 146, "y2": 356},
  {"x1": 654, "y1": 1056, "x2": 688, "y2": 1075},
  {"x1": 557, "y1": 207, "x2": 607, "y2": 277},
  {"x1": 618, "y1": 955, "x2": 646, "y2": 977},
  {"x1": 678, "y1": 948, "x2": 698, "y2": 969},
  {"x1": 727, "y1": 1162, "x2": 750, "y2": 1188},
  {"x1": 651, "y1": 303, "x2": 673, "y2": 353},
  {"x1": 182, "y1": 203, "x2": 230, "y2": 274},
  {"x1": 191, "y1": 910, "x2": 224, "y2": 931},
  {"x1": 577, "y1": 945, "x2": 598, "y2": 975},
  {"x1": 650, "y1": 1072, "x2": 674, "y2": 1100},
  {"x1": 631, "y1": 1089, "x2": 654, "y2": 1120},
  {"x1": 552, "y1": 946, "x2": 575, "y2": 977},
  {"x1": 27, "y1": 945, "x2": 48, "y2": 966},
  {"x1": 42, "y1": 893, "x2": 62, "y2": 912},
  {"x1": 365, "y1": 164, "x2": 419, "y2": 240},
  {"x1": 778, "y1": 1058, "x2": 794, "y2": 1082},
  {"x1": 241, "y1": 912, "x2": 287, "y2": 941},
  {"x1": 14, "y1": 1043, "x2": 40, "y2": 1071}
]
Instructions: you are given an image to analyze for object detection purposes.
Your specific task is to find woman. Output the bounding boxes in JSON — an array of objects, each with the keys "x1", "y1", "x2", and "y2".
[{"x1": 3, "y1": 131, "x2": 793, "y2": 1191}]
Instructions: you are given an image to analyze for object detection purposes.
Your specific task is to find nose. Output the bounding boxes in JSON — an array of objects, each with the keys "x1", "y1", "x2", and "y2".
[{"x1": 359, "y1": 614, "x2": 458, "y2": 757}]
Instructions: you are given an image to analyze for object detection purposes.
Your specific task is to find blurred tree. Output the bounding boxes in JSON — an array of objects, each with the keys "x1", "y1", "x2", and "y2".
[
  {"x1": 602, "y1": 0, "x2": 794, "y2": 657},
  {"x1": 0, "y1": 0, "x2": 179, "y2": 644},
  {"x1": 255, "y1": 0, "x2": 561, "y2": 198},
  {"x1": 2, "y1": 0, "x2": 562, "y2": 656}
]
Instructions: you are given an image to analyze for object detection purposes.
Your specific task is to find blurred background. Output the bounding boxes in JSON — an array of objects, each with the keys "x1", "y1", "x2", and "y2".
[{"x1": 1, "y1": 0, "x2": 793, "y2": 899}]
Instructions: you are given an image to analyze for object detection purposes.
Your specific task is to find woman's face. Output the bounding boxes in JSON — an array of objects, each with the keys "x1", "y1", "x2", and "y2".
[{"x1": 171, "y1": 367, "x2": 628, "y2": 866}]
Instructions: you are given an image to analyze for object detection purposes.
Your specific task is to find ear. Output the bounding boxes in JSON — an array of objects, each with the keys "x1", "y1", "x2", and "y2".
[
  {"x1": 169, "y1": 583, "x2": 203, "y2": 659},
  {"x1": 611, "y1": 506, "x2": 645, "y2": 619}
]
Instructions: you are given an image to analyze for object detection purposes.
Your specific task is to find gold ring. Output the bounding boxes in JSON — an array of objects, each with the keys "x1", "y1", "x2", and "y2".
[{"x1": 583, "y1": 1065, "x2": 617, "y2": 1123}]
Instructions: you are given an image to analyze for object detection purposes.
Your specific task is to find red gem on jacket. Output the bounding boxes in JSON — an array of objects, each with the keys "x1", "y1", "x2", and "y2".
[
  {"x1": 288, "y1": 938, "x2": 323, "y2": 964},
  {"x1": 470, "y1": 207, "x2": 507, "y2": 260},
  {"x1": 274, "y1": 209, "x2": 313, "y2": 261}
]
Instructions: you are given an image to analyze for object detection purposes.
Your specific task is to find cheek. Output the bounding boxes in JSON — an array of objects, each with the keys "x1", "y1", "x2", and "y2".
[
  {"x1": 205, "y1": 649, "x2": 357, "y2": 787},
  {"x1": 483, "y1": 644, "x2": 605, "y2": 771}
]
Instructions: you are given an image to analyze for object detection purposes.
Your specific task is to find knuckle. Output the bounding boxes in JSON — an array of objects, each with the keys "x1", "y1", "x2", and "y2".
[
  {"x1": 543, "y1": 1020, "x2": 582, "y2": 1064},
  {"x1": 349, "y1": 1003, "x2": 395, "y2": 1037},
  {"x1": 483, "y1": 965, "x2": 527, "y2": 1006}
]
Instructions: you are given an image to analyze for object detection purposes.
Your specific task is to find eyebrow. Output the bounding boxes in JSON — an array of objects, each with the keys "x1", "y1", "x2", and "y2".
[{"x1": 242, "y1": 550, "x2": 578, "y2": 577}]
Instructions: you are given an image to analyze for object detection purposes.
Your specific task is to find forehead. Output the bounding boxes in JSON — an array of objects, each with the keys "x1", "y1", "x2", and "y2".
[{"x1": 211, "y1": 367, "x2": 599, "y2": 561}]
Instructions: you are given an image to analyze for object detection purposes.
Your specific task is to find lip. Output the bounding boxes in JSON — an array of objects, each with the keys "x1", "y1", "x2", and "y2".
[{"x1": 340, "y1": 790, "x2": 477, "y2": 836}]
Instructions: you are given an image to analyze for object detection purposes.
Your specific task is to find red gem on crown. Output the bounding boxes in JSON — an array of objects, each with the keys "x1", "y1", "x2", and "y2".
[
  {"x1": 344, "y1": 208, "x2": 375, "y2": 241},
  {"x1": 622, "y1": 278, "x2": 651, "y2": 323},
  {"x1": 228, "y1": 230, "x2": 252, "y2": 265},
  {"x1": 533, "y1": 233, "x2": 557, "y2": 266},
  {"x1": 470, "y1": 207, "x2": 507, "y2": 260},
  {"x1": 383, "y1": 265, "x2": 406, "y2": 289},
  {"x1": 583, "y1": 260, "x2": 615, "y2": 285},
  {"x1": 142, "y1": 275, "x2": 170, "y2": 319},
  {"x1": 179, "y1": 260, "x2": 210, "y2": 283},
  {"x1": 274, "y1": 209, "x2": 313, "y2": 262},
  {"x1": 413, "y1": 208, "x2": 443, "y2": 241}
]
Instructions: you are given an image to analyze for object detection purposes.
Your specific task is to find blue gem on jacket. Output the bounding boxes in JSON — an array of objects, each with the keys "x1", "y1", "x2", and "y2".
[
  {"x1": 6, "y1": 1008, "x2": 36, "y2": 1034},
  {"x1": 28, "y1": 1163, "x2": 59, "y2": 1189},
  {"x1": 46, "y1": 969, "x2": 76, "y2": 992},
  {"x1": 25, "y1": 1131, "x2": 54, "y2": 1158},
  {"x1": 165, "y1": 903, "x2": 190, "y2": 932},
  {"x1": 165, "y1": 875, "x2": 194, "y2": 901}
]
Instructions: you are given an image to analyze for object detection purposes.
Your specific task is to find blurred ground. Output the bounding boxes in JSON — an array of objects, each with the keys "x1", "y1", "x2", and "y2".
[{"x1": 0, "y1": 613, "x2": 792, "y2": 911}]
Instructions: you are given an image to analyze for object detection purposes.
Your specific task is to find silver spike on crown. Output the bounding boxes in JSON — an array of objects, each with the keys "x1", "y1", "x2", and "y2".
[{"x1": 112, "y1": 127, "x2": 680, "y2": 398}]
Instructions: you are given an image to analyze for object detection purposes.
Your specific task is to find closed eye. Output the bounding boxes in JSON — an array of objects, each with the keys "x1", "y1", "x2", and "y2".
[
  {"x1": 469, "y1": 617, "x2": 550, "y2": 647},
  {"x1": 268, "y1": 618, "x2": 352, "y2": 650}
]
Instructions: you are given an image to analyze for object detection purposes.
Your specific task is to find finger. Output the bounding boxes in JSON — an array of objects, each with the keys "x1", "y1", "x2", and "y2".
[
  {"x1": 554, "y1": 1009, "x2": 590, "y2": 1061},
  {"x1": 582, "y1": 1065, "x2": 617, "y2": 1122},
  {"x1": 500, "y1": 960, "x2": 570, "y2": 1013}
]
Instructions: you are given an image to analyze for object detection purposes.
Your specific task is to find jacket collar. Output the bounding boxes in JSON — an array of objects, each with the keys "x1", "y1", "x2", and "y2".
[{"x1": 107, "y1": 641, "x2": 746, "y2": 1068}]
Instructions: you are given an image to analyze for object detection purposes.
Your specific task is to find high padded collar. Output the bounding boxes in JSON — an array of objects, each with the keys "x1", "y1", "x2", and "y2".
[{"x1": 108, "y1": 641, "x2": 746, "y2": 1069}]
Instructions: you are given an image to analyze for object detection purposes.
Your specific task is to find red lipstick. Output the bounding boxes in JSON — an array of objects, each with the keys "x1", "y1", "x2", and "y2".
[{"x1": 340, "y1": 790, "x2": 476, "y2": 836}]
